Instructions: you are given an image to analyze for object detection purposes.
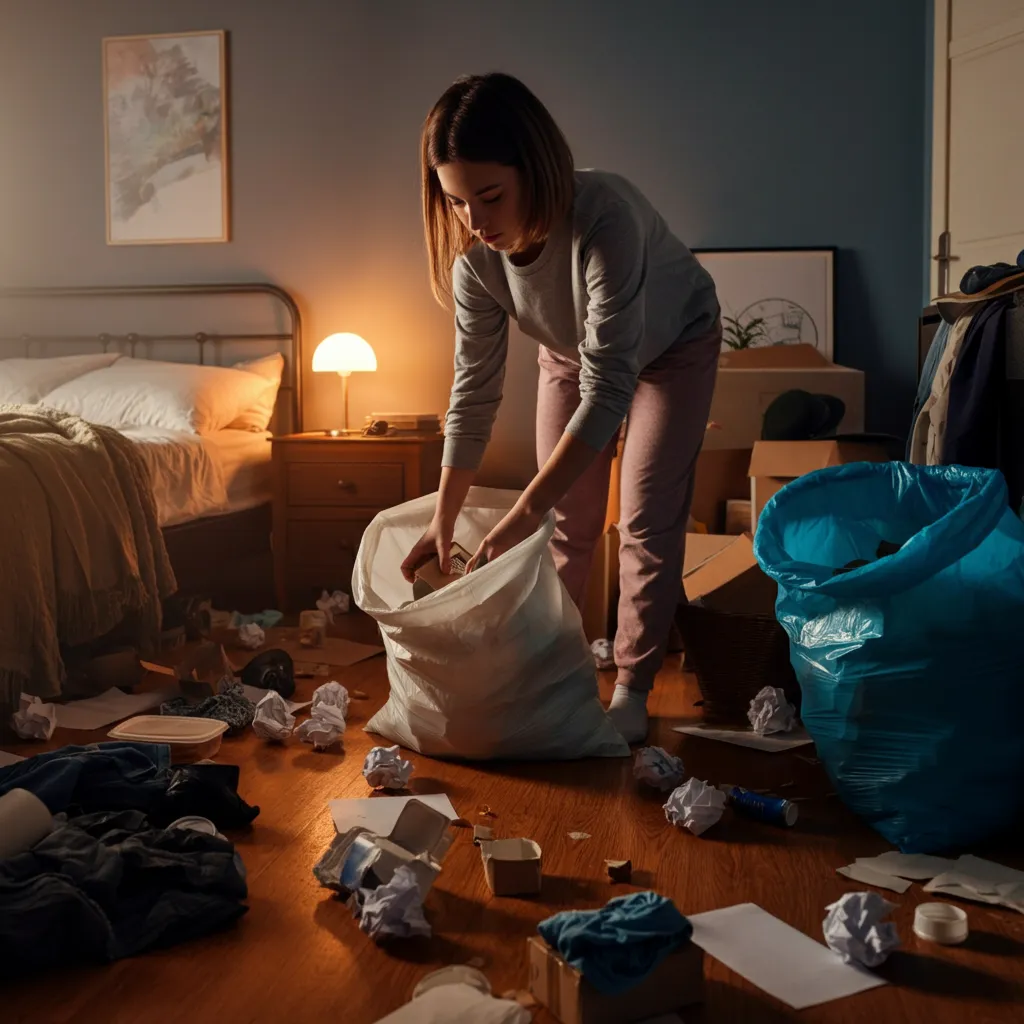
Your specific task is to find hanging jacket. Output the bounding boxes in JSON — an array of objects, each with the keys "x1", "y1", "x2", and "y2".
[{"x1": 907, "y1": 319, "x2": 951, "y2": 461}]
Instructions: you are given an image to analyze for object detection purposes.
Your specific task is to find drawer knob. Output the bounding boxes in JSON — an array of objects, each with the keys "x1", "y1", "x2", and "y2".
[{"x1": 337, "y1": 480, "x2": 356, "y2": 491}]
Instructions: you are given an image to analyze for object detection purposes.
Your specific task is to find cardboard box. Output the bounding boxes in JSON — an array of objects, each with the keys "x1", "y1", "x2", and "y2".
[
  {"x1": 334, "y1": 798, "x2": 453, "y2": 896},
  {"x1": 480, "y1": 837, "x2": 543, "y2": 896},
  {"x1": 707, "y1": 345, "x2": 864, "y2": 453},
  {"x1": 413, "y1": 542, "x2": 472, "y2": 600},
  {"x1": 691, "y1": 447, "x2": 752, "y2": 533},
  {"x1": 724, "y1": 498, "x2": 752, "y2": 535},
  {"x1": 682, "y1": 533, "x2": 777, "y2": 614},
  {"x1": 527, "y1": 935, "x2": 704, "y2": 1024},
  {"x1": 748, "y1": 439, "x2": 890, "y2": 529}
]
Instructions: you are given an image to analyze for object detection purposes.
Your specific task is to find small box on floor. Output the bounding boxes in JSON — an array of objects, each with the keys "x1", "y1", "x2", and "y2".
[
  {"x1": 527, "y1": 936, "x2": 703, "y2": 1024},
  {"x1": 480, "y1": 838, "x2": 543, "y2": 896}
]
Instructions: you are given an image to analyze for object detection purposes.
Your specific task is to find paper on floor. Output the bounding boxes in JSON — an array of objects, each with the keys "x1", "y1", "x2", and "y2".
[
  {"x1": 823, "y1": 892, "x2": 899, "y2": 968},
  {"x1": 257, "y1": 633, "x2": 384, "y2": 668},
  {"x1": 672, "y1": 723, "x2": 814, "y2": 752},
  {"x1": 853, "y1": 851, "x2": 957, "y2": 880},
  {"x1": 0, "y1": 750, "x2": 26, "y2": 766},
  {"x1": 26, "y1": 687, "x2": 176, "y2": 731},
  {"x1": 240, "y1": 684, "x2": 311, "y2": 712},
  {"x1": 328, "y1": 793, "x2": 458, "y2": 835},
  {"x1": 688, "y1": 903, "x2": 886, "y2": 1010},
  {"x1": 924, "y1": 855, "x2": 1024, "y2": 914},
  {"x1": 836, "y1": 863, "x2": 912, "y2": 894}
]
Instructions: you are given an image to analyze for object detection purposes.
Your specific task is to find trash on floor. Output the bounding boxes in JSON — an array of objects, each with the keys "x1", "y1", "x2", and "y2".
[
  {"x1": 297, "y1": 680, "x2": 350, "y2": 750},
  {"x1": 236, "y1": 623, "x2": 265, "y2": 650},
  {"x1": 374, "y1": 965, "x2": 530, "y2": 1023},
  {"x1": 529, "y1": 892, "x2": 702, "y2": 1021},
  {"x1": 251, "y1": 691, "x2": 295, "y2": 742},
  {"x1": 108, "y1": 715, "x2": 228, "y2": 763},
  {"x1": 835, "y1": 863, "x2": 911, "y2": 895},
  {"x1": 717, "y1": 785, "x2": 798, "y2": 827},
  {"x1": 480, "y1": 837, "x2": 543, "y2": 896},
  {"x1": 591, "y1": 637, "x2": 614, "y2": 670},
  {"x1": 913, "y1": 903, "x2": 969, "y2": 945},
  {"x1": 298, "y1": 609, "x2": 328, "y2": 648},
  {"x1": 473, "y1": 825, "x2": 493, "y2": 845},
  {"x1": 295, "y1": 662, "x2": 330, "y2": 678},
  {"x1": 479, "y1": 804, "x2": 498, "y2": 819},
  {"x1": 349, "y1": 863, "x2": 432, "y2": 941},
  {"x1": 328, "y1": 793, "x2": 458, "y2": 835},
  {"x1": 363, "y1": 745, "x2": 413, "y2": 790},
  {"x1": 605, "y1": 858, "x2": 633, "y2": 883},
  {"x1": 746, "y1": 686, "x2": 797, "y2": 736},
  {"x1": 567, "y1": 831, "x2": 591, "y2": 841},
  {"x1": 633, "y1": 746, "x2": 685, "y2": 791},
  {"x1": 664, "y1": 779, "x2": 726, "y2": 837},
  {"x1": 316, "y1": 588, "x2": 350, "y2": 623},
  {"x1": 672, "y1": 722, "x2": 814, "y2": 752},
  {"x1": 230, "y1": 609, "x2": 283, "y2": 630},
  {"x1": 11, "y1": 696, "x2": 56, "y2": 741},
  {"x1": 923, "y1": 854, "x2": 1024, "y2": 914},
  {"x1": 822, "y1": 891, "x2": 899, "y2": 968}
]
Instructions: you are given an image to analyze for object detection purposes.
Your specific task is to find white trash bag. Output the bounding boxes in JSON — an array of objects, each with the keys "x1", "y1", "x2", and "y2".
[{"x1": 352, "y1": 488, "x2": 628, "y2": 760}]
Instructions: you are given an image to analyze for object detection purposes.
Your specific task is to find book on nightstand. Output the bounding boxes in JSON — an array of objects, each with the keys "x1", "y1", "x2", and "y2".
[{"x1": 368, "y1": 413, "x2": 442, "y2": 433}]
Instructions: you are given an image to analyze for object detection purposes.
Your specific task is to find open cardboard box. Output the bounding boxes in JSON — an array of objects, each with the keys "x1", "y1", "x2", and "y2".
[
  {"x1": 682, "y1": 533, "x2": 777, "y2": 613},
  {"x1": 335, "y1": 798, "x2": 454, "y2": 897},
  {"x1": 748, "y1": 439, "x2": 891, "y2": 530},
  {"x1": 480, "y1": 837, "x2": 543, "y2": 896},
  {"x1": 528, "y1": 935, "x2": 704, "y2": 1024}
]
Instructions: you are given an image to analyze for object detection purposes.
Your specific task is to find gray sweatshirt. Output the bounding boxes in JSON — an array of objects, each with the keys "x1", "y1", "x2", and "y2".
[{"x1": 443, "y1": 169, "x2": 719, "y2": 470}]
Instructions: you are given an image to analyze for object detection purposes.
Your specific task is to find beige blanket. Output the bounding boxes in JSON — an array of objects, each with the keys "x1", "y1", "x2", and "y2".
[{"x1": 0, "y1": 405, "x2": 177, "y2": 707}]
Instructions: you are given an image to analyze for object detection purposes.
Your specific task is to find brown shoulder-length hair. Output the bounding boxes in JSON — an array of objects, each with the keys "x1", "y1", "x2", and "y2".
[{"x1": 421, "y1": 72, "x2": 575, "y2": 306}]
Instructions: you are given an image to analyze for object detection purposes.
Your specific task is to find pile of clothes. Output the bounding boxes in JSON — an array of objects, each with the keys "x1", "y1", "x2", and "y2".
[{"x1": 0, "y1": 742, "x2": 258, "y2": 977}]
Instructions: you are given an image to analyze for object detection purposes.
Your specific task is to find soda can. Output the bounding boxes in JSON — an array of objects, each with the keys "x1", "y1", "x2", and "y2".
[{"x1": 718, "y1": 784, "x2": 798, "y2": 827}]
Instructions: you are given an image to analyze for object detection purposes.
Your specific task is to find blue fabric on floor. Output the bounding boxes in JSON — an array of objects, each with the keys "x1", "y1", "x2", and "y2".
[
  {"x1": 537, "y1": 891, "x2": 692, "y2": 995},
  {"x1": 0, "y1": 742, "x2": 170, "y2": 814}
]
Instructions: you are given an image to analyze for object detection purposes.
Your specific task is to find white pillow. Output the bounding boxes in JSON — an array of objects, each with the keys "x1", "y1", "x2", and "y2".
[
  {"x1": 228, "y1": 352, "x2": 284, "y2": 432},
  {"x1": 43, "y1": 357, "x2": 274, "y2": 435},
  {"x1": 0, "y1": 352, "x2": 121, "y2": 404}
]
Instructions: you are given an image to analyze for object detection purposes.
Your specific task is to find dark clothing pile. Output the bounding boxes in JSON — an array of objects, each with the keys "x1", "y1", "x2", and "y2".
[{"x1": 0, "y1": 741, "x2": 258, "y2": 976}]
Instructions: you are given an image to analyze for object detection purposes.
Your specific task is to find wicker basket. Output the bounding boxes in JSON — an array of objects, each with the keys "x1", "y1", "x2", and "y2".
[{"x1": 675, "y1": 601, "x2": 800, "y2": 725}]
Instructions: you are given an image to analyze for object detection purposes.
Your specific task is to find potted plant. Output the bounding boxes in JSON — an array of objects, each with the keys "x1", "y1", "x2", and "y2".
[{"x1": 722, "y1": 315, "x2": 768, "y2": 350}]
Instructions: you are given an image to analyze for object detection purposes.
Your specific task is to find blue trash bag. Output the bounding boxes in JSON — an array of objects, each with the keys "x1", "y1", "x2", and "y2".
[{"x1": 754, "y1": 461, "x2": 1024, "y2": 853}]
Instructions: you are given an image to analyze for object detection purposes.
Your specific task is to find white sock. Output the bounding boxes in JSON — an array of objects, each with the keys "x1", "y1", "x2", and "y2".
[{"x1": 607, "y1": 683, "x2": 649, "y2": 744}]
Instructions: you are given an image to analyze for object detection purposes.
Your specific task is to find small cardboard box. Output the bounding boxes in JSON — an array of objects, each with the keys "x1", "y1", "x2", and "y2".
[
  {"x1": 335, "y1": 798, "x2": 454, "y2": 897},
  {"x1": 682, "y1": 533, "x2": 777, "y2": 614},
  {"x1": 527, "y1": 935, "x2": 704, "y2": 1024},
  {"x1": 724, "y1": 498, "x2": 752, "y2": 535},
  {"x1": 413, "y1": 542, "x2": 472, "y2": 600},
  {"x1": 480, "y1": 838, "x2": 543, "y2": 896},
  {"x1": 707, "y1": 344, "x2": 864, "y2": 453},
  {"x1": 748, "y1": 439, "x2": 890, "y2": 529}
]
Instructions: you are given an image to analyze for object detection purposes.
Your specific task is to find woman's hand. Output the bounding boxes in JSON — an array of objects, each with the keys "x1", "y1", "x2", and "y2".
[
  {"x1": 401, "y1": 515, "x2": 455, "y2": 583},
  {"x1": 467, "y1": 506, "x2": 543, "y2": 572}
]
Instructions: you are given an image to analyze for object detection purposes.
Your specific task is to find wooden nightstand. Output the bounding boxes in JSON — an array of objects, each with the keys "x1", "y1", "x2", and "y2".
[{"x1": 271, "y1": 432, "x2": 444, "y2": 610}]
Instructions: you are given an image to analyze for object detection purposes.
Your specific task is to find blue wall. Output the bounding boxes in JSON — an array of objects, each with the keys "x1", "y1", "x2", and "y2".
[{"x1": 1, "y1": 0, "x2": 929, "y2": 479}]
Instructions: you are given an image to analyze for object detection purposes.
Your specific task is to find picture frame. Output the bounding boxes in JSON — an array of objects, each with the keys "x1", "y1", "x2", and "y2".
[
  {"x1": 693, "y1": 248, "x2": 836, "y2": 360},
  {"x1": 103, "y1": 30, "x2": 229, "y2": 245}
]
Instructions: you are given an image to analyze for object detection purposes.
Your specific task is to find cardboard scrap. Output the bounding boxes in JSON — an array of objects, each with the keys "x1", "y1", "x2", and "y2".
[{"x1": 605, "y1": 858, "x2": 633, "y2": 883}]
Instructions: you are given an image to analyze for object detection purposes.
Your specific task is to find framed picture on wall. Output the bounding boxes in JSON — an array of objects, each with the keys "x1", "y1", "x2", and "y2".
[
  {"x1": 103, "y1": 30, "x2": 229, "y2": 245},
  {"x1": 693, "y1": 248, "x2": 835, "y2": 360}
]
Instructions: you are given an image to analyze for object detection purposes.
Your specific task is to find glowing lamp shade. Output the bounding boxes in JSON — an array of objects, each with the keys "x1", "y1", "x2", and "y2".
[{"x1": 312, "y1": 332, "x2": 377, "y2": 433}]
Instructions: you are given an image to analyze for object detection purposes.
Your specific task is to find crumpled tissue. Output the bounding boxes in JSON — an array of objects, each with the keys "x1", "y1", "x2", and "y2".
[
  {"x1": 663, "y1": 778, "x2": 726, "y2": 836},
  {"x1": 633, "y1": 746, "x2": 685, "y2": 791},
  {"x1": 316, "y1": 588, "x2": 350, "y2": 623},
  {"x1": 591, "y1": 638, "x2": 614, "y2": 670},
  {"x1": 297, "y1": 680, "x2": 350, "y2": 749},
  {"x1": 823, "y1": 891, "x2": 899, "y2": 968},
  {"x1": 252, "y1": 690, "x2": 295, "y2": 741},
  {"x1": 237, "y1": 623, "x2": 265, "y2": 650},
  {"x1": 747, "y1": 686, "x2": 797, "y2": 735},
  {"x1": 11, "y1": 695, "x2": 57, "y2": 741},
  {"x1": 363, "y1": 745, "x2": 414, "y2": 790},
  {"x1": 348, "y1": 864, "x2": 431, "y2": 940}
]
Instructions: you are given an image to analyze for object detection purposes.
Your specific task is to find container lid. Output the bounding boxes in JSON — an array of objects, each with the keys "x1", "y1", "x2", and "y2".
[
  {"x1": 107, "y1": 715, "x2": 228, "y2": 745},
  {"x1": 913, "y1": 902, "x2": 969, "y2": 945}
]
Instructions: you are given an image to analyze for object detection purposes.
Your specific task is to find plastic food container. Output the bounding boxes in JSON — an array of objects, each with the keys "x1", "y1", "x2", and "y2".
[
  {"x1": 107, "y1": 715, "x2": 228, "y2": 762},
  {"x1": 913, "y1": 902, "x2": 969, "y2": 945}
]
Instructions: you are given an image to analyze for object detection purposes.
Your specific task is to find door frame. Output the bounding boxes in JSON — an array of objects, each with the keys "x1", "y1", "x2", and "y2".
[{"x1": 929, "y1": 0, "x2": 951, "y2": 300}]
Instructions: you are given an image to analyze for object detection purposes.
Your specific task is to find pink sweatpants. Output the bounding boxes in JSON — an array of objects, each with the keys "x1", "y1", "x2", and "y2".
[{"x1": 536, "y1": 323, "x2": 721, "y2": 691}]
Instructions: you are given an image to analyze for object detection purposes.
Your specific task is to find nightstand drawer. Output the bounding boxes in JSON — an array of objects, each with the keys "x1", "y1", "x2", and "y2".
[
  {"x1": 286, "y1": 462, "x2": 404, "y2": 507},
  {"x1": 286, "y1": 519, "x2": 370, "y2": 569}
]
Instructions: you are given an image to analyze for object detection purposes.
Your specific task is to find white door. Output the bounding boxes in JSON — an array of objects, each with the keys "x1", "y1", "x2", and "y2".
[{"x1": 930, "y1": 0, "x2": 1024, "y2": 297}]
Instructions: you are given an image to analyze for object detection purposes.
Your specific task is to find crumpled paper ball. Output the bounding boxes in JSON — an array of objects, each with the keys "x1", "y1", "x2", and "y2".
[
  {"x1": 317, "y1": 589, "x2": 350, "y2": 624},
  {"x1": 591, "y1": 638, "x2": 614, "y2": 670},
  {"x1": 237, "y1": 622, "x2": 265, "y2": 650},
  {"x1": 349, "y1": 864, "x2": 431, "y2": 941},
  {"x1": 747, "y1": 686, "x2": 797, "y2": 736},
  {"x1": 823, "y1": 891, "x2": 899, "y2": 967},
  {"x1": 11, "y1": 695, "x2": 57, "y2": 741},
  {"x1": 363, "y1": 745, "x2": 414, "y2": 790},
  {"x1": 252, "y1": 690, "x2": 295, "y2": 742},
  {"x1": 664, "y1": 778, "x2": 727, "y2": 836},
  {"x1": 633, "y1": 746, "x2": 685, "y2": 791},
  {"x1": 298, "y1": 680, "x2": 350, "y2": 750}
]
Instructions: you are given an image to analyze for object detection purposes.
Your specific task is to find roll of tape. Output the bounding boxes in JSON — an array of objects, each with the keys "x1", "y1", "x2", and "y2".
[
  {"x1": 0, "y1": 788, "x2": 54, "y2": 859},
  {"x1": 914, "y1": 902, "x2": 969, "y2": 945}
]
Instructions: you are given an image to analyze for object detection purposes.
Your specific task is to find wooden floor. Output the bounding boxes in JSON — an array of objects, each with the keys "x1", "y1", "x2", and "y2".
[{"x1": 3, "y1": 614, "x2": 1024, "y2": 1024}]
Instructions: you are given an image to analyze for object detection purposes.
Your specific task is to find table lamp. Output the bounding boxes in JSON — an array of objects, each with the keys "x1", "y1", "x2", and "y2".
[{"x1": 312, "y1": 332, "x2": 377, "y2": 434}]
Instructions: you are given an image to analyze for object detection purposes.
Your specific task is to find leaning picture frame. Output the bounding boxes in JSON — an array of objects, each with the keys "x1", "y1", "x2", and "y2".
[
  {"x1": 694, "y1": 248, "x2": 835, "y2": 360},
  {"x1": 103, "y1": 29, "x2": 229, "y2": 245}
]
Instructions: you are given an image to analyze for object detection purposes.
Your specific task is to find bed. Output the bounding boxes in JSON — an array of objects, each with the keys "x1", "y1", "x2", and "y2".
[{"x1": 0, "y1": 282, "x2": 302, "y2": 610}]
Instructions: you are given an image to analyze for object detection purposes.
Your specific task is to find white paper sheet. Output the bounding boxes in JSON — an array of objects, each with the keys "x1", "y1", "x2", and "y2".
[
  {"x1": 23, "y1": 687, "x2": 176, "y2": 731},
  {"x1": 924, "y1": 855, "x2": 1024, "y2": 913},
  {"x1": 836, "y1": 863, "x2": 912, "y2": 894},
  {"x1": 328, "y1": 793, "x2": 458, "y2": 835},
  {"x1": 688, "y1": 903, "x2": 886, "y2": 1009},
  {"x1": 241, "y1": 684, "x2": 311, "y2": 712},
  {"x1": 853, "y1": 852, "x2": 957, "y2": 880},
  {"x1": 0, "y1": 750, "x2": 26, "y2": 767},
  {"x1": 673, "y1": 724, "x2": 814, "y2": 752}
]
